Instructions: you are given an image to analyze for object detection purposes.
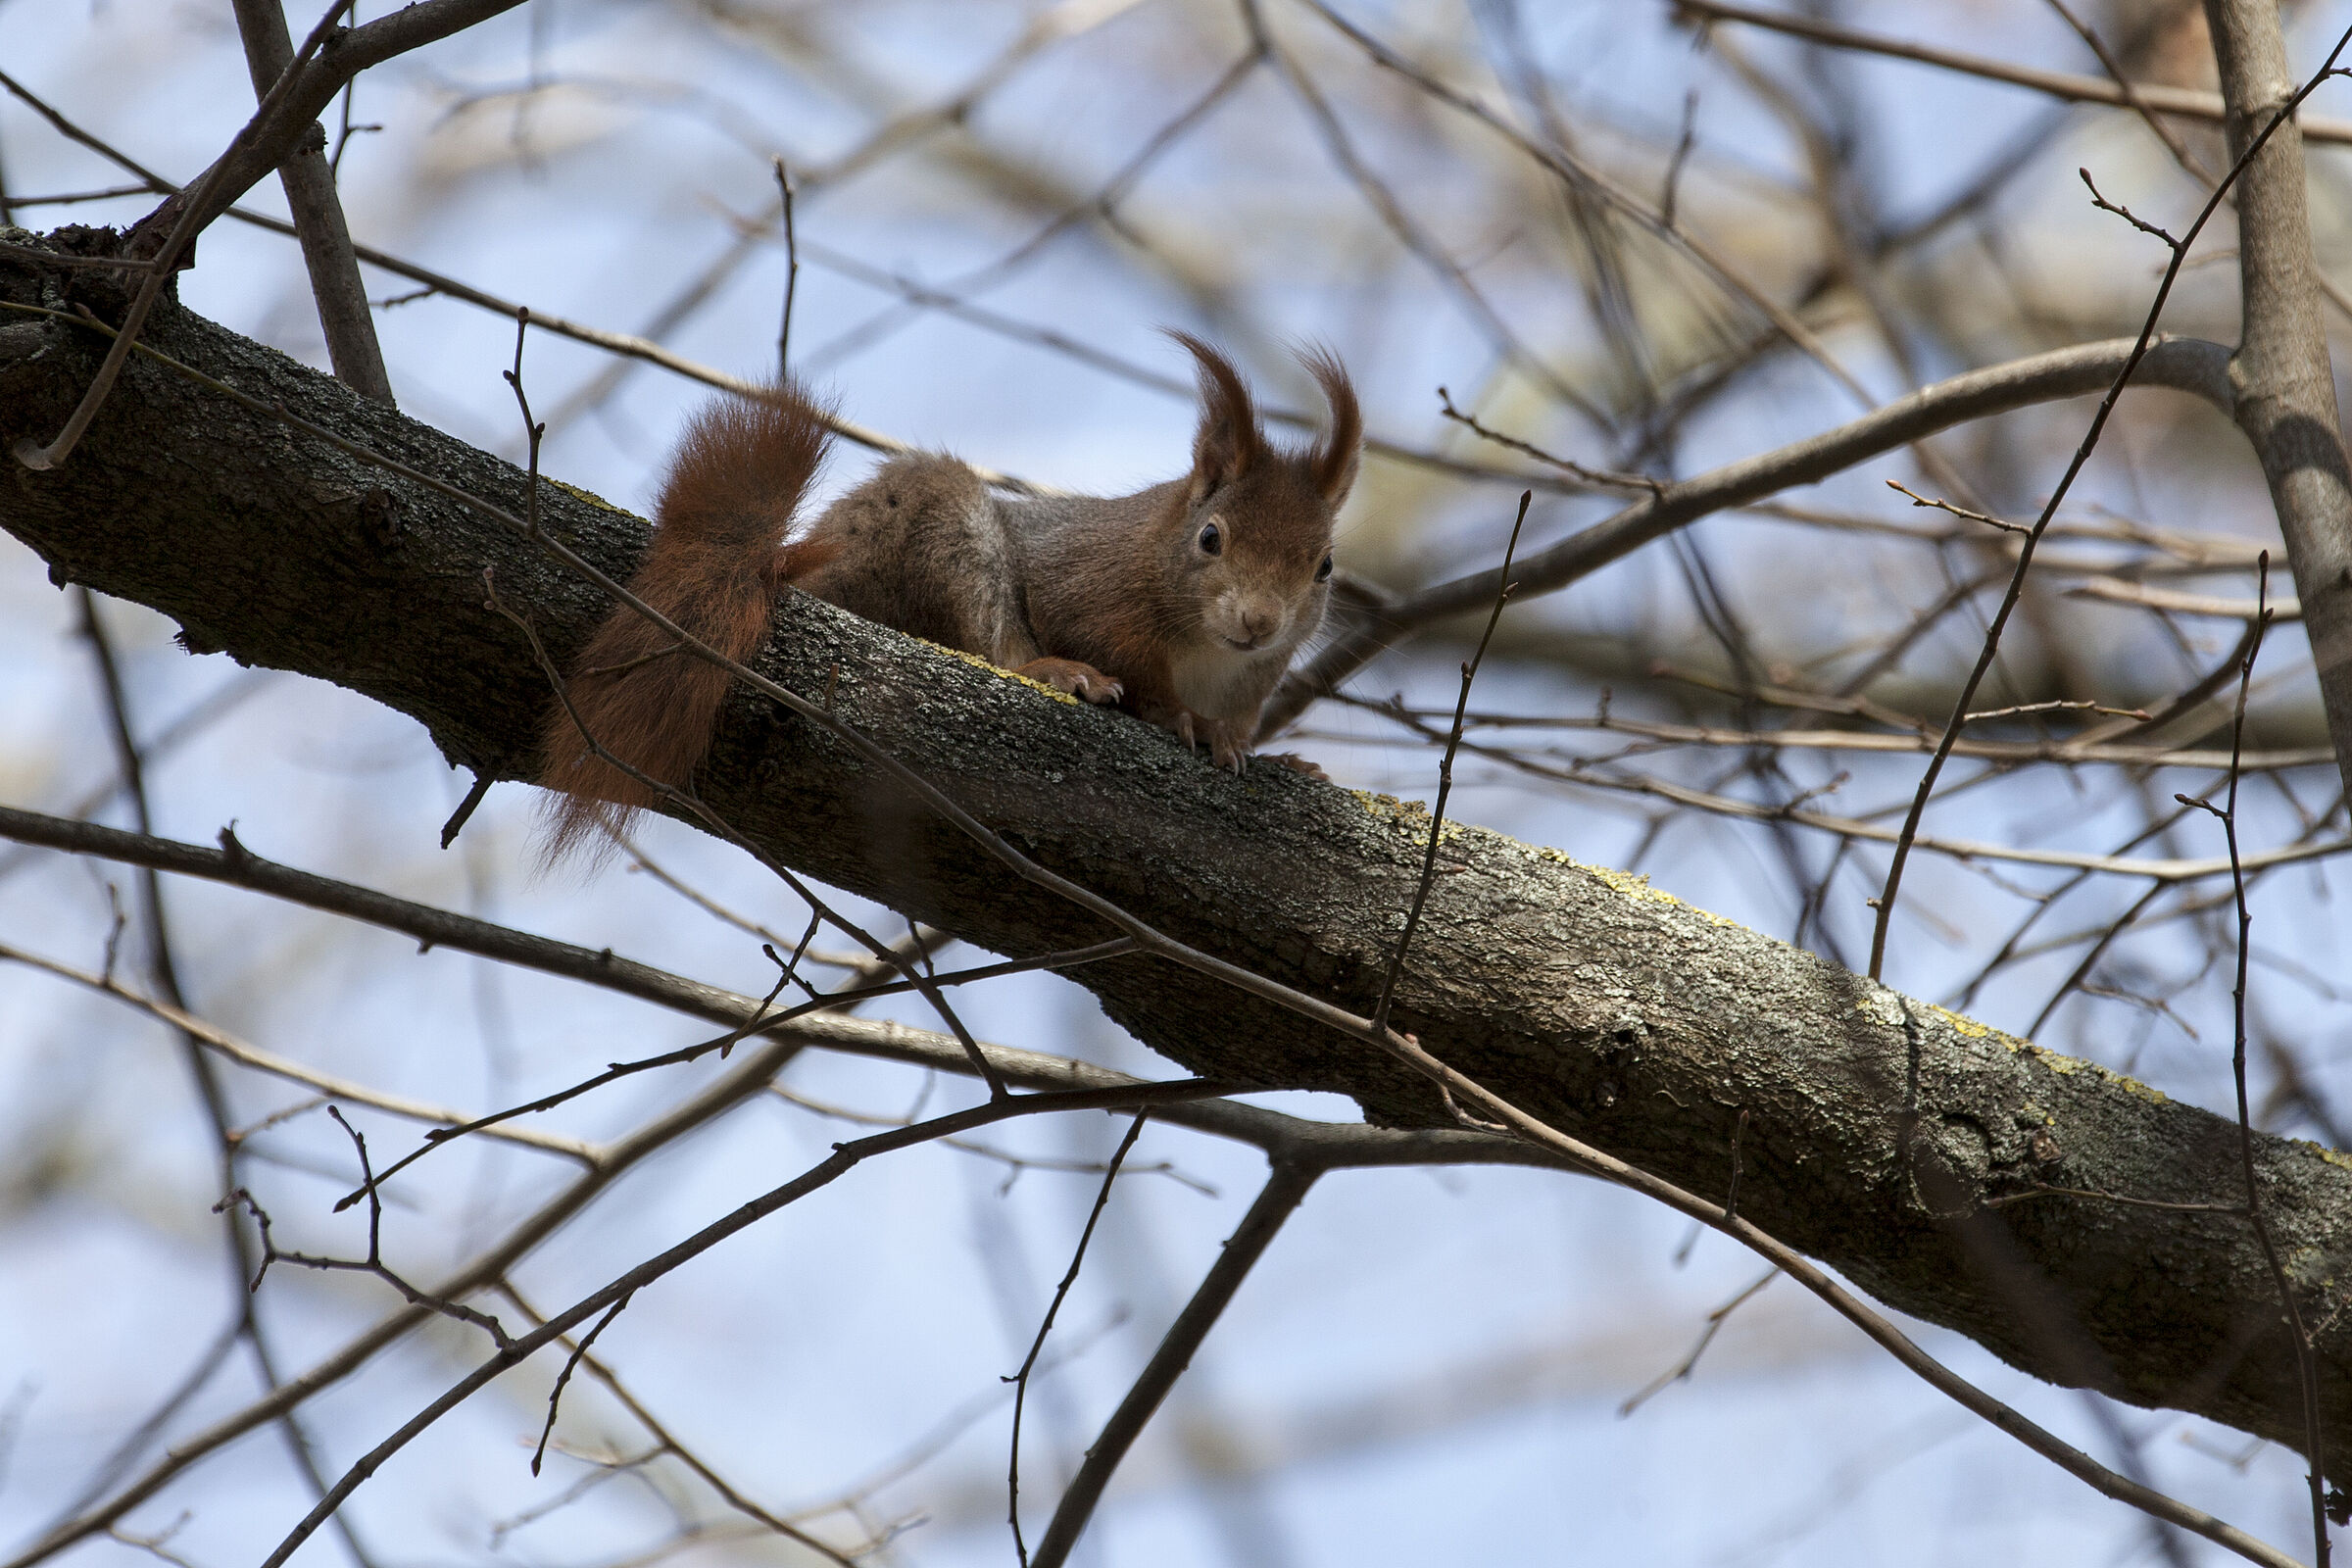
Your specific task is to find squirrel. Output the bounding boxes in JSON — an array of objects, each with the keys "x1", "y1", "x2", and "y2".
[{"x1": 537, "y1": 333, "x2": 1359, "y2": 858}]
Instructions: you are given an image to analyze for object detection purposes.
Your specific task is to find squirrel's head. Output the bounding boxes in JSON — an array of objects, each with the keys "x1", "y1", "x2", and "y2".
[{"x1": 1164, "y1": 332, "x2": 1360, "y2": 655}]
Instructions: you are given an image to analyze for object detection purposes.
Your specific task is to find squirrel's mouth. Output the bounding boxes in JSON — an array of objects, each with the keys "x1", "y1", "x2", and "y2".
[{"x1": 1220, "y1": 633, "x2": 1268, "y2": 652}]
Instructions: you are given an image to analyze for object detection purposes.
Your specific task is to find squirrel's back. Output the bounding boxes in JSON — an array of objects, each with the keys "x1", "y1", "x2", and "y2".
[
  {"x1": 785, "y1": 454, "x2": 1036, "y2": 662},
  {"x1": 536, "y1": 382, "x2": 831, "y2": 861}
]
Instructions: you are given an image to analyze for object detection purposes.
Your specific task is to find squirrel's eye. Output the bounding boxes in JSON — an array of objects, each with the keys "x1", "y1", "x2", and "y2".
[
  {"x1": 1198, "y1": 521, "x2": 1222, "y2": 556},
  {"x1": 1316, "y1": 553, "x2": 1334, "y2": 582}
]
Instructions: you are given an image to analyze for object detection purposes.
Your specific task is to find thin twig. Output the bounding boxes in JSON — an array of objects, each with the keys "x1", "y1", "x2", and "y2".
[
  {"x1": 1726, "y1": 1107, "x2": 1749, "y2": 1225},
  {"x1": 438, "y1": 771, "x2": 494, "y2": 850},
  {"x1": 1661, "y1": 87, "x2": 1698, "y2": 227},
  {"x1": 2043, "y1": 0, "x2": 2214, "y2": 179},
  {"x1": 1673, "y1": 0, "x2": 2352, "y2": 144},
  {"x1": 211, "y1": 1180, "x2": 514, "y2": 1349},
  {"x1": 256, "y1": 1078, "x2": 1240, "y2": 1568},
  {"x1": 2081, "y1": 165, "x2": 2182, "y2": 248},
  {"x1": 73, "y1": 588, "x2": 380, "y2": 1568},
  {"x1": 1373, "y1": 492, "x2": 1530, "y2": 1035},
  {"x1": 0, "y1": 942, "x2": 598, "y2": 1164},
  {"x1": 773, "y1": 158, "x2": 798, "y2": 376},
  {"x1": 530, "y1": 1294, "x2": 633, "y2": 1476},
  {"x1": 1886, "y1": 478, "x2": 2028, "y2": 535},
  {"x1": 493, "y1": 1281, "x2": 866, "y2": 1564},
  {"x1": 1618, "y1": 1265, "x2": 1778, "y2": 1417},
  {"x1": 501, "y1": 310, "x2": 546, "y2": 541},
  {"x1": 329, "y1": 925, "x2": 803, "y2": 1206},
  {"x1": 1028, "y1": 1161, "x2": 1318, "y2": 1568},
  {"x1": 1864, "y1": 25, "x2": 2352, "y2": 980},
  {"x1": 330, "y1": 926, "x2": 1137, "y2": 1207},
  {"x1": 1331, "y1": 698, "x2": 2350, "y2": 880},
  {"x1": 1008, "y1": 1112, "x2": 1149, "y2": 1566},
  {"x1": 2178, "y1": 555, "x2": 2330, "y2": 1563},
  {"x1": 1436, "y1": 388, "x2": 1660, "y2": 491}
]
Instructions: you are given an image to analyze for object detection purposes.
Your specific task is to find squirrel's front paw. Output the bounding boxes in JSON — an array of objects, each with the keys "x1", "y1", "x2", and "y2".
[
  {"x1": 1016, "y1": 657, "x2": 1124, "y2": 705},
  {"x1": 1203, "y1": 718, "x2": 1253, "y2": 775}
]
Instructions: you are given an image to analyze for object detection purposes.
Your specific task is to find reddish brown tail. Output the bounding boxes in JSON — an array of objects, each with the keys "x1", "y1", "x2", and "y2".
[{"x1": 537, "y1": 380, "x2": 832, "y2": 863}]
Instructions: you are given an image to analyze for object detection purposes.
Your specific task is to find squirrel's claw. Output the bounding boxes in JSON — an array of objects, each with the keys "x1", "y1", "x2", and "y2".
[
  {"x1": 1017, "y1": 657, "x2": 1123, "y2": 705},
  {"x1": 1204, "y1": 718, "x2": 1253, "y2": 775}
]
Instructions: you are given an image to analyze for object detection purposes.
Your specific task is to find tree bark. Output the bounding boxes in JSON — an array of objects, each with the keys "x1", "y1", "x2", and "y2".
[{"x1": 3, "y1": 253, "x2": 2350, "y2": 1475}]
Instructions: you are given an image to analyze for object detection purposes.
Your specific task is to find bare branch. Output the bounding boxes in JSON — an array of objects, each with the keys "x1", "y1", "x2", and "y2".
[
  {"x1": 1027, "y1": 1160, "x2": 1319, "y2": 1568},
  {"x1": 1674, "y1": 0, "x2": 2352, "y2": 146},
  {"x1": 1865, "y1": 25, "x2": 2349, "y2": 979},
  {"x1": 227, "y1": 0, "x2": 392, "y2": 405},
  {"x1": 1264, "y1": 335, "x2": 2236, "y2": 738},
  {"x1": 2204, "y1": 0, "x2": 2352, "y2": 797},
  {"x1": 257, "y1": 1079, "x2": 1241, "y2": 1568},
  {"x1": 131, "y1": 0, "x2": 530, "y2": 246}
]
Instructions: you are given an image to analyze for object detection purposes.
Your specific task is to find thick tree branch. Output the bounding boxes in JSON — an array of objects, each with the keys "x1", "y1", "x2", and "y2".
[
  {"x1": 4, "y1": 258, "x2": 2352, "y2": 1481},
  {"x1": 2204, "y1": 0, "x2": 2352, "y2": 800}
]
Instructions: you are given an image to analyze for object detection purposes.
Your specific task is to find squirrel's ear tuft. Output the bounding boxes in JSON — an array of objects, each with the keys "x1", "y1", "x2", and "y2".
[
  {"x1": 1169, "y1": 329, "x2": 1263, "y2": 501},
  {"x1": 1298, "y1": 344, "x2": 1360, "y2": 509}
]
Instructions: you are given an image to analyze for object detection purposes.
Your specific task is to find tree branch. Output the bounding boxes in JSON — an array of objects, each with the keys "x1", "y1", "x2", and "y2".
[
  {"x1": 2203, "y1": 0, "x2": 2352, "y2": 800},
  {"x1": 1028, "y1": 1160, "x2": 1318, "y2": 1568},
  {"x1": 127, "y1": 0, "x2": 528, "y2": 250},
  {"x1": 228, "y1": 0, "x2": 394, "y2": 406},
  {"x1": 1263, "y1": 335, "x2": 2236, "y2": 735},
  {"x1": 1674, "y1": 0, "x2": 2352, "y2": 146},
  {"x1": 4, "y1": 257, "x2": 2352, "y2": 1483}
]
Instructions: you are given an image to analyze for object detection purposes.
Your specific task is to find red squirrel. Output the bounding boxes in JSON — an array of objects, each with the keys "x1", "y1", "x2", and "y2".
[{"x1": 537, "y1": 334, "x2": 1359, "y2": 857}]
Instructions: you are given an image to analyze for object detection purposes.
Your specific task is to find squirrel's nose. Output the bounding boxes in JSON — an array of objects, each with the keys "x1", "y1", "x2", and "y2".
[{"x1": 1238, "y1": 601, "x2": 1282, "y2": 644}]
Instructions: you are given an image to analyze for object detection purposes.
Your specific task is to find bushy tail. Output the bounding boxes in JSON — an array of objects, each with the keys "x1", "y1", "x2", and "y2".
[{"x1": 537, "y1": 380, "x2": 832, "y2": 863}]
